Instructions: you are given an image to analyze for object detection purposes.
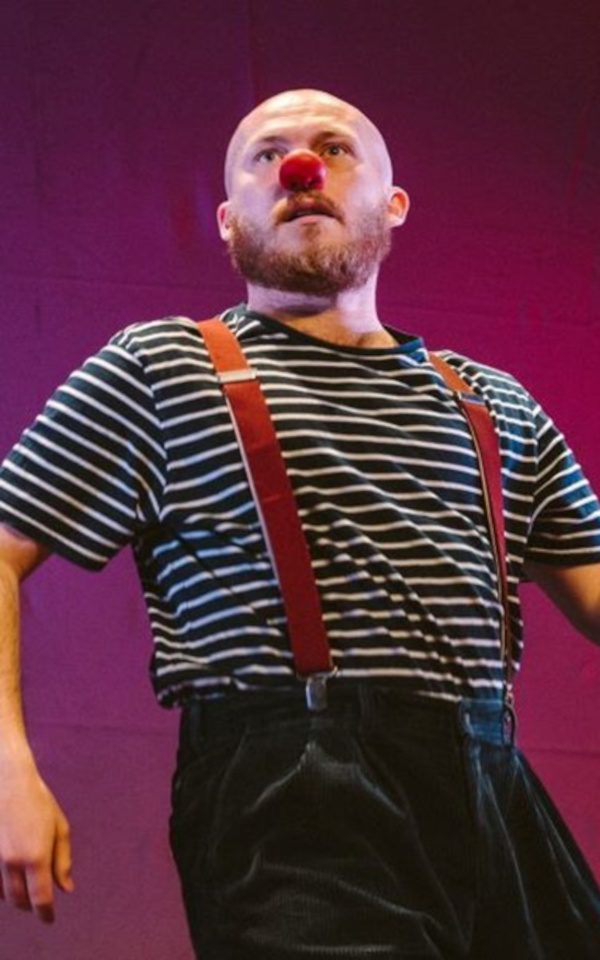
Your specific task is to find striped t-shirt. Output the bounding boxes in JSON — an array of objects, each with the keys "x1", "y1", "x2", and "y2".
[{"x1": 1, "y1": 305, "x2": 599, "y2": 707}]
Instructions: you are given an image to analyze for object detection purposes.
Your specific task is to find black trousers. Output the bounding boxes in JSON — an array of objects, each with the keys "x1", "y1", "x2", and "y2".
[{"x1": 169, "y1": 686, "x2": 600, "y2": 958}]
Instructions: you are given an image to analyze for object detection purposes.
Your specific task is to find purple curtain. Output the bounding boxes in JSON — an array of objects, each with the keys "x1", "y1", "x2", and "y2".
[{"x1": 1, "y1": 2, "x2": 599, "y2": 955}]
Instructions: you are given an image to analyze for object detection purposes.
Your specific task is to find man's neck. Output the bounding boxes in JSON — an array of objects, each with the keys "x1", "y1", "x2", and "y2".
[{"x1": 245, "y1": 279, "x2": 397, "y2": 349}]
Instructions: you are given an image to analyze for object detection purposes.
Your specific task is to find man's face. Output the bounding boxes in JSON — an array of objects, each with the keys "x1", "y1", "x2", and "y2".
[{"x1": 217, "y1": 90, "x2": 409, "y2": 296}]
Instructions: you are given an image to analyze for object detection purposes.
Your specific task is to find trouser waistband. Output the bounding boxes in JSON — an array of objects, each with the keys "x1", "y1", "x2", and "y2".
[{"x1": 181, "y1": 686, "x2": 517, "y2": 748}]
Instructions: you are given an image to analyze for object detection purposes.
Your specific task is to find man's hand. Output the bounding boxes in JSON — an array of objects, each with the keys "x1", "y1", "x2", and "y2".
[
  {"x1": 0, "y1": 522, "x2": 69, "y2": 922},
  {"x1": 0, "y1": 755, "x2": 74, "y2": 924}
]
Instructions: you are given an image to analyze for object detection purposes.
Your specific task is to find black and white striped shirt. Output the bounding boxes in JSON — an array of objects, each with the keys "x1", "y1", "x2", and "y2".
[{"x1": 1, "y1": 305, "x2": 599, "y2": 706}]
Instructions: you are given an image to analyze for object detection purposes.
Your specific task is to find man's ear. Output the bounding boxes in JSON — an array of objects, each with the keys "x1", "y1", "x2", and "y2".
[
  {"x1": 216, "y1": 201, "x2": 232, "y2": 241},
  {"x1": 387, "y1": 187, "x2": 410, "y2": 228}
]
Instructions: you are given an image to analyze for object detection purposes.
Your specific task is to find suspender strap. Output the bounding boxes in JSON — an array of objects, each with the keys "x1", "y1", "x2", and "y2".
[
  {"x1": 429, "y1": 354, "x2": 514, "y2": 705},
  {"x1": 197, "y1": 316, "x2": 513, "y2": 713},
  {"x1": 197, "y1": 317, "x2": 335, "y2": 690}
]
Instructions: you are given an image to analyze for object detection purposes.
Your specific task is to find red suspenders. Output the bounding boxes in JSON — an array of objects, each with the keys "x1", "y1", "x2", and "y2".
[
  {"x1": 197, "y1": 318, "x2": 514, "y2": 716},
  {"x1": 428, "y1": 355, "x2": 514, "y2": 713},
  {"x1": 197, "y1": 317, "x2": 335, "y2": 710}
]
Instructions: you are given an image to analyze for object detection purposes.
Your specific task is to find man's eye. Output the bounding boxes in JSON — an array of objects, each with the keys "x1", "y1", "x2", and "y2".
[
  {"x1": 322, "y1": 143, "x2": 350, "y2": 157},
  {"x1": 255, "y1": 149, "x2": 281, "y2": 163}
]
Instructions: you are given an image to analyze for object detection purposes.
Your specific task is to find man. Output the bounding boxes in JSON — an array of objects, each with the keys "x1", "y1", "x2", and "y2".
[{"x1": 1, "y1": 88, "x2": 600, "y2": 958}]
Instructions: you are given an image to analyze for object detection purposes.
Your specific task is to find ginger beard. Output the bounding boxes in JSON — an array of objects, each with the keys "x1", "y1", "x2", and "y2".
[{"x1": 225, "y1": 198, "x2": 392, "y2": 296}]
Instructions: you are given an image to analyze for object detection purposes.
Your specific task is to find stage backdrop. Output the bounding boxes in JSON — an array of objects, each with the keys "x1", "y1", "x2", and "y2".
[{"x1": 1, "y1": 1, "x2": 599, "y2": 957}]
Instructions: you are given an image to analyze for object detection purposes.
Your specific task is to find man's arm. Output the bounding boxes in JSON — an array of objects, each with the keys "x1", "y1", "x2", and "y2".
[
  {"x1": 523, "y1": 560, "x2": 600, "y2": 645},
  {"x1": 0, "y1": 522, "x2": 74, "y2": 924}
]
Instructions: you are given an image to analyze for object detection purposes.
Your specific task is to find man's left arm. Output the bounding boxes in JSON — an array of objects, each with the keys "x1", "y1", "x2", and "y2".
[{"x1": 523, "y1": 561, "x2": 600, "y2": 645}]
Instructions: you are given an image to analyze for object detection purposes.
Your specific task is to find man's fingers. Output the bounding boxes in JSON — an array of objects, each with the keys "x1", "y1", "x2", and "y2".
[
  {"x1": 0, "y1": 861, "x2": 56, "y2": 923},
  {"x1": 52, "y1": 818, "x2": 74, "y2": 893},
  {"x1": 2, "y1": 863, "x2": 33, "y2": 912},
  {"x1": 24, "y1": 864, "x2": 55, "y2": 924}
]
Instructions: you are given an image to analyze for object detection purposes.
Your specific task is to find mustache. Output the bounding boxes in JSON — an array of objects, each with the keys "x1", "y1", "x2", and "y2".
[{"x1": 276, "y1": 193, "x2": 344, "y2": 224}]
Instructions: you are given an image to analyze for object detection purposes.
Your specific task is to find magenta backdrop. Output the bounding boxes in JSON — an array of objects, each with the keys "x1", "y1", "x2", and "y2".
[{"x1": 1, "y1": 2, "x2": 599, "y2": 956}]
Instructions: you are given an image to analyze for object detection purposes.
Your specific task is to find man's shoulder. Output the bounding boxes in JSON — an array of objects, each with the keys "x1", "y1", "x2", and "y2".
[
  {"x1": 108, "y1": 307, "x2": 249, "y2": 356},
  {"x1": 109, "y1": 315, "x2": 199, "y2": 351},
  {"x1": 435, "y1": 349, "x2": 531, "y2": 399}
]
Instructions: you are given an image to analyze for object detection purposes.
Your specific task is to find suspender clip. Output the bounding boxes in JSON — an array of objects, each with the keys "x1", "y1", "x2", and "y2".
[
  {"x1": 502, "y1": 682, "x2": 517, "y2": 745},
  {"x1": 454, "y1": 390, "x2": 485, "y2": 406},
  {"x1": 217, "y1": 368, "x2": 257, "y2": 384},
  {"x1": 304, "y1": 668, "x2": 338, "y2": 712}
]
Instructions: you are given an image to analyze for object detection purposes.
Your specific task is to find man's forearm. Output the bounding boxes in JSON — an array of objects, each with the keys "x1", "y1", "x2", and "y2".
[
  {"x1": 0, "y1": 524, "x2": 50, "y2": 763},
  {"x1": 524, "y1": 560, "x2": 600, "y2": 645},
  {"x1": 0, "y1": 529, "x2": 73, "y2": 923},
  {"x1": 0, "y1": 561, "x2": 35, "y2": 763}
]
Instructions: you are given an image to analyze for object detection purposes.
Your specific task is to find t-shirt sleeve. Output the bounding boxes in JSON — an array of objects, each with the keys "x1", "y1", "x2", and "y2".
[
  {"x1": 0, "y1": 338, "x2": 166, "y2": 570},
  {"x1": 525, "y1": 402, "x2": 600, "y2": 567}
]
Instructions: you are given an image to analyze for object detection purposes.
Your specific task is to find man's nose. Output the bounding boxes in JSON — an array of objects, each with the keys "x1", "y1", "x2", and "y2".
[{"x1": 279, "y1": 150, "x2": 326, "y2": 192}]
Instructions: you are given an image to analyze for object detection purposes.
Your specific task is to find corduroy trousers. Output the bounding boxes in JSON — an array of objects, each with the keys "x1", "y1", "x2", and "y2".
[{"x1": 169, "y1": 686, "x2": 600, "y2": 959}]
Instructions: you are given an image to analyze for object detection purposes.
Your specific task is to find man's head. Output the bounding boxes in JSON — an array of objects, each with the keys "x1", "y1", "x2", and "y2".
[{"x1": 217, "y1": 89, "x2": 409, "y2": 297}]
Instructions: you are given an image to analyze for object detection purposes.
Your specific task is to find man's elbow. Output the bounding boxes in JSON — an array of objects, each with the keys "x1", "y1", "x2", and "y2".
[
  {"x1": 0, "y1": 524, "x2": 51, "y2": 582},
  {"x1": 524, "y1": 560, "x2": 600, "y2": 646}
]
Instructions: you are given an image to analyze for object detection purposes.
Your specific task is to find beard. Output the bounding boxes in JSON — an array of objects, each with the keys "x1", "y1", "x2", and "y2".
[{"x1": 225, "y1": 200, "x2": 392, "y2": 296}]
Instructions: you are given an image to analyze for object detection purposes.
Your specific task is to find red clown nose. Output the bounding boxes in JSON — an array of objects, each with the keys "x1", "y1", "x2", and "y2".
[{"x1": 279, "y1": 151, "x2": 326, "y2": 192}]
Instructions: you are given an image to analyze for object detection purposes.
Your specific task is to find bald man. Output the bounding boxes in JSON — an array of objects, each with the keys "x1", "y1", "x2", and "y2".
[{"x1": 1, "y1": 89, "x2": 600, "y2": 958}]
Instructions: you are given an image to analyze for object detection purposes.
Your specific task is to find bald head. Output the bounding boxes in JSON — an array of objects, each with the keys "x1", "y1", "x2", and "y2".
[{"x1": 223, "y1": 88, "x2": 394, "y2": 197}]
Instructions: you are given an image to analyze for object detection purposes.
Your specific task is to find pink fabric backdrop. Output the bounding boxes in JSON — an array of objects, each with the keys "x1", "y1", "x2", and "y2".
[{"x1": 1, "y1": 1, "x2": 599, "y2": 956}]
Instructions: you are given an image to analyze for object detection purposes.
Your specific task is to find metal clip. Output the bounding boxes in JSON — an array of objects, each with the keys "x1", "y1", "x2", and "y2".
[
  {"x1": 455, "y1": 390, "x2": 485, "y2": 406},
  {"x1": 217, "y1": 368, "x2": 257, "y2": 384},
  {"x1": 305, "y1": 673, "x2": 333, "y2": 712},
  {"x1": 502, "y1": 684, "x2": 517, "y2": 745}
]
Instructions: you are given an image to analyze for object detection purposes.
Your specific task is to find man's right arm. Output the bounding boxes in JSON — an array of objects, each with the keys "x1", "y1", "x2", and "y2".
[{"x1": 0, "y1": 522, "x2": 74, "y2": 924}]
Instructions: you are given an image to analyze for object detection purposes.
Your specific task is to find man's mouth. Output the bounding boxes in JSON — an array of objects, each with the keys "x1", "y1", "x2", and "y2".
[{"x1": 280, "y1": 197, "x2": 339, "y2": 223}]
